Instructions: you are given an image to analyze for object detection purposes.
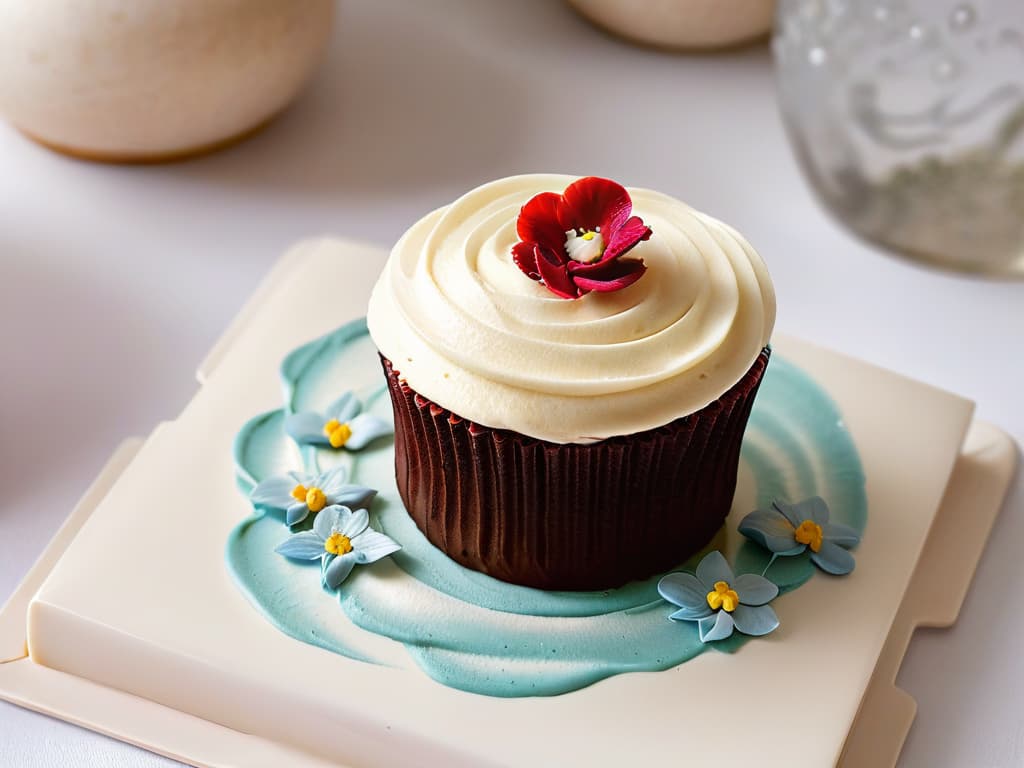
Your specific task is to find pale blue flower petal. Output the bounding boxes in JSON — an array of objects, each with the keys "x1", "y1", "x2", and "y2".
[
  {"x1": 802, "y1": 496, "x2": 831, "y2": 525},
  {"x1": 335, "y1": 507, "x2": 369, "y2": 539},
  {"x1": 738, "y1": 510, "x2": 800, "y2": 554},
  {"x1": 325, "y1": 392, "x2": 361, "y2": 423},
  {"x1": 811, "y1": 540, "x2": 856, "y2": 575},
  {"x1": 774, "y1": 496, "x2": 830, "y2": 528},
  {"x1": 669, "y1": 605, "x2": 713, "y2": 621},
  {"x1": 658, "y1": 572, "x2": 708, "y2": 612},
  {"x1": 344, "y1": 413, "x2": 393, "y2": 450},
  {"x1": 286, "y1": 502, "x2": 310, "y2": 527},
  {"x1": 250, "y1": 473, "x2": 306, "y2": 510},
  {"x1": 822, "y1": 522, "x2": 860, "y2": 548},
  {"x1": 284, "y1": 412, "x2": 331, "y2": 446},
  {"x1": 772, "y1": 499, "x2": 806, "y2": 528},
  {"x1": 351, "y1": 529, "x2": 401, "y2": 563},
  {"x1": 334, "y1": 485, "x2": 377, "y2": 511},
  {"x1": 314, "y1": 505, "x2": 344, "y2": 539},
  {"x1": 274, "y1": 531, "x2": 326, "y2": 560},
  {"x1": 324, "y1": 553, "x2": 357, "y2": 589},
  {"x1": 695, "y1": 551, "x2": 734, "y2": 589},
  {"x1": 731, "y1": 604, "x2": 779, "y2": 637},
  {"x1": 315, "y1": 465, "x2": 351, "y2": 498},
  {"x1": 697, "y1": 611, "x2": 735, "y2": 643},
  {"x1": 733, "y1": 573, "x2": 779, "y2": 606}
]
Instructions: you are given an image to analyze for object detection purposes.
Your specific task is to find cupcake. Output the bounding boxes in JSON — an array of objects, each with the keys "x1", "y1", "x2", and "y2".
[{"x1": 367, "y1": 175, "x2": 775, "y2": 590}]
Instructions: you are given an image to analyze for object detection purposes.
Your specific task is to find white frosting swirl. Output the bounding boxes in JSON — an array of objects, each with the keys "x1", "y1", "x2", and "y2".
[{"x1": 367, "y1": 174, "x2": 776, "y2": 444}]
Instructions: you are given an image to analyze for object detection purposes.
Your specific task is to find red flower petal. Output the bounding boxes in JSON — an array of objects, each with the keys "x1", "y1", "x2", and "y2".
[
  {"x1": 512, "y1": 176, "x2": 651, "y2": 299},
  {"x1": 536, "y1": 246, "x2": 583, "y2": 299},
  {"x1": 601, "y1": 215, "x2": 653, "y2": 263},
  {"x1": 570, "y1": 258, "x2": 647, "y2": 292},
  {"x1": 516, "y1": 192, "x2": 566, "y2": 254},
  {"x1": 557, "y1": 176, "x2": 632, "y2": 234},
  {"x1": 511, "y1": 241, "x2": 540, "y2": 280}
]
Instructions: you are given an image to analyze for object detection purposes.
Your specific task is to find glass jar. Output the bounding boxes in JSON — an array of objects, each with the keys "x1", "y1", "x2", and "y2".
[{"x1": 774, "y1": 0, "x2": 1024, "y2": 276}]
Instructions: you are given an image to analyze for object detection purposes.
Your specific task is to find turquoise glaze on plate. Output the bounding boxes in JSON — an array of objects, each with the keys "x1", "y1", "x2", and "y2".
[{"x1": 226, "y1": 318, "x2": 867, "y2": 697}]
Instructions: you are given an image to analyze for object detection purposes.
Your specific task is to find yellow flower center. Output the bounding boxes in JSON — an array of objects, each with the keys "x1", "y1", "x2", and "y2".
[
  {"x1": 794, "y1": 520, "x2": 824, "y2": 553},
  {"x1": 324, "y1": 532, "x2": 353, "y2": 556},
  {"x1": 323, "y1": 419, "x2": 353, "y2": 448},
  {"x1": 581, "y1": 230, "x2": 597, "y2": 241},
  {"x1": 706, "y1": 581, "x2": 740, "y2": 613},
  {"x1": 292, "y1": 483, "x2": 326, "y2": 513}
]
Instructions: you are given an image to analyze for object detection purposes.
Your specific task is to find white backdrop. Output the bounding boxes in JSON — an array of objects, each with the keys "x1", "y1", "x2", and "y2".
[{"x1": 1, "y1": 1, "x2": 1021, "y2": 766}]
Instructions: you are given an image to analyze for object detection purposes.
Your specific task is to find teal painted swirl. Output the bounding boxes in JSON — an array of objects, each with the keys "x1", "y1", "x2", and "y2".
[{"x1": 226, "y1": 318, "x2": 866, "y2": 697}]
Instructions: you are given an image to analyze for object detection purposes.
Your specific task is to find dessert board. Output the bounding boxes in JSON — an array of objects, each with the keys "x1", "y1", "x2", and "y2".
[{"x1": 0, "y1": 239, "x2": 1016, "y2": 767}]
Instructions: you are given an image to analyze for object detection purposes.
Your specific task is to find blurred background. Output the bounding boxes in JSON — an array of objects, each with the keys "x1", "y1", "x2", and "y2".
[{"x1": 0, "y1": 1, "x2": 1021, "y2": 766}]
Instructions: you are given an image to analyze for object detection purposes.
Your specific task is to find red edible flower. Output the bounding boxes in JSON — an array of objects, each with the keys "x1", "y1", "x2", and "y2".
[{"x1": 512, "y1": 176, "x2": 652, "y2": 299}]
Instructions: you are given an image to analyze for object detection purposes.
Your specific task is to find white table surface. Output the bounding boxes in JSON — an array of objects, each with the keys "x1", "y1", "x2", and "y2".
[{"x1": 1, "y1": 1, "x2": 1021, "y2": 766}]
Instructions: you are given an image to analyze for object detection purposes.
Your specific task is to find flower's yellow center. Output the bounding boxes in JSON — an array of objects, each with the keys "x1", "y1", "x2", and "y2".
[
  {"x1": 706, "y1": 581, "x2": 740, "y2": 613},
  {"x1": 323, "y1": 419, "x2": 353, "y2": 448},
  {"x1": 794, "y1": 520, "x2": 824, "y2": 553},
  {"x1": 564, "y1": 227, "x2": 605, "y2": 263},
  {"x1": 325, "y1": 532, "x2": 353, "y2": 556},
  {"x1": 292, "y1": 483, "x2": 327, "y2": 513}
]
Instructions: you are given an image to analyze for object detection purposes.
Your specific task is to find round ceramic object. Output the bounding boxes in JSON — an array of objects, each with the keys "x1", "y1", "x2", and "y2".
[
  {"x1": 567, "y1": 0, "x2": 775, "y2": 50},
  {"x1": 0, "y1": 0, "x2": 334, "y2": 162}
]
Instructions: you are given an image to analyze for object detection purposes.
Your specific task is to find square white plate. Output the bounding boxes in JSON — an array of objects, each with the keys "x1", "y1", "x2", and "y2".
[{"x1": 0, "y1": 240, "x2": 1016, "y2": 767}]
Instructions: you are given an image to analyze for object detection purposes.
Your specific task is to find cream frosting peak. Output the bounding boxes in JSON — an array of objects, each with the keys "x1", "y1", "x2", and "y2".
[{"x1": 367, "y1": 174, "x2": 776, "y2": 443}]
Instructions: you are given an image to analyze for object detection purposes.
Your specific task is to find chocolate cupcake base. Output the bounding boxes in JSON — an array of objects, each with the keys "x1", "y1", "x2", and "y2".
[{"x1": 382, "y1": 350, "x2": 770, "y2": 591}]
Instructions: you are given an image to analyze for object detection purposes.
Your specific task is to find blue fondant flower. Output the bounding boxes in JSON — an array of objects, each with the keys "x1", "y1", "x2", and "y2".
[
  {"x1": 250, "y1": 464, "x2": 376, "y2": 526},
  {"x1": 285, "y1": 392, "x2": 392, "y2": 451},
  {"x1": 658, "y1": 551, "x2": 779, "y2": 643},
  {"x1": 275, "y1": 505, "x2": 401, "y2": 590},
  {"x1": 738, "y1": 497, "x2": 860, "y2": 575}
]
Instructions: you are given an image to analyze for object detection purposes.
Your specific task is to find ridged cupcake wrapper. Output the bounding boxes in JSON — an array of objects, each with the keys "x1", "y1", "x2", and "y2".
[{"x1": 382, "y1": 350, "x2": 770, "y2": 591}]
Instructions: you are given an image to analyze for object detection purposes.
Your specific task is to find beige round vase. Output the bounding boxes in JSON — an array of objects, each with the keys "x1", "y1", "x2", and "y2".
[
  {"x1": 567, "y1": 0, "x2": 776, "y2": 51},
  {"x1": 0, "y1": 0, "x2": 334, "y2": 162}
]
